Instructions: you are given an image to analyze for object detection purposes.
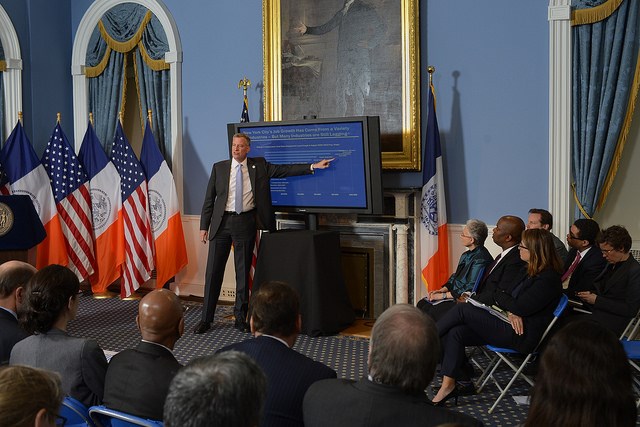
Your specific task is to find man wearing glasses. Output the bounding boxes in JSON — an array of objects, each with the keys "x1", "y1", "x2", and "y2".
[{"x1": 562, "y1": 218, "x2": 607, "y2": 295}]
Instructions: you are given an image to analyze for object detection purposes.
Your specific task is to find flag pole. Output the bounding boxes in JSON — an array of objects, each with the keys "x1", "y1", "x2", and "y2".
[
  {"x1": 56, "y1": 112, "x2": 61, "y2": 124},
  {"x1": 89, "y1": 112, "x2": 94, "y2": 126},
  {"x1": 147, "y1": 109, "x2": 153, "y2": 131},
  {"x1": 18, "y1": 111, "x2": 23, "y2": 125},
  {"x1": 118, "y1": 111, "x2": 123, "y2": 126}
]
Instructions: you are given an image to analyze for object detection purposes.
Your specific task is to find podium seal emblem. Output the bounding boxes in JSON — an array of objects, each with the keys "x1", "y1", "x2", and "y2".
[{"x1": 0, "y1": 202, "x2": 14, "y2": 237}]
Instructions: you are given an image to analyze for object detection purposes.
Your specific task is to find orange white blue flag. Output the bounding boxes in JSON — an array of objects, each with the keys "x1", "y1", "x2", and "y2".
[{"x1": 421, "y1": 83, "x2": 450, "y2": 292}]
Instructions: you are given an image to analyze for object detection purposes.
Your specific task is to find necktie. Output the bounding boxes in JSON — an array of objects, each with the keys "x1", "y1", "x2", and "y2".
[
  {"x1": 484, "y1": 253, "x2": 502, "y2": 280},
  {"x1": 235, "y1": 164, "x2": 243, "y2": 214},
  {"x1": 561, "y1": 251, "x2": 582, "y2": 282}
]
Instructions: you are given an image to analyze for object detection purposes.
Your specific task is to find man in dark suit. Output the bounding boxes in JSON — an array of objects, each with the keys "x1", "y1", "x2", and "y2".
[
  {"x1": 219, "y1": 281, "x2": 336, "y2": 427},
  {"x1": 473, "y1": 215, "x2": 528, "y2": 304},
  {"x1": 103, "y1": 289, "x2": 184, "y2": 420},
  {"x1": 527, "y1": 208, "x2": 568, "y2": 262},
  {"x1": 563, "y1": 218, "x2": 607, "y2": 295},
  {"x1": 303, "y1": 304, "x2": 483, "y2": 427},
  {"x1": 0, "y1": 260, "x2": 36, "y2": 364},
  {"x1": 195, "y1": 133, "x2": 332, "y2": 334}
]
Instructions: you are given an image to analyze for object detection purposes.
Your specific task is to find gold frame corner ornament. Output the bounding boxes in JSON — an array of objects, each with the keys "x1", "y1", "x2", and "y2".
[{"x1": 262, "y1": 0, "x2": 421, "y2": 171}]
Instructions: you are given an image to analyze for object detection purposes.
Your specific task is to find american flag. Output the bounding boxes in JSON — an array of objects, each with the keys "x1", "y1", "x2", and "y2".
[
  {"x1": 111, "y1": 122, "x2": 154, "y2": 297},
  {"x1": 41, "y1": 123, "x2": 96, "y2": 280}
]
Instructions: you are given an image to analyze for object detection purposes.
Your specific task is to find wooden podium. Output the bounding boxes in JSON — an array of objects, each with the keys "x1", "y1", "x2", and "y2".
[{"x1": 0, "y1": 195, "x2": 46, "y2": 266}]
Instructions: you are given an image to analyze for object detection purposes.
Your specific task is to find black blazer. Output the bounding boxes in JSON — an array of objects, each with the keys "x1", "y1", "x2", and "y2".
[
  {"x1": 0, "y1": 308, "x2": 27, "y2": 364},
  {"x1": 219, "y1": 335, "x2": 336, "y2": 427},
  {"x1": 563, "y1": 247, "x2": 607, "y2": 294},
  {"x1": 492, "y1": 268, "x2": 563, "y2": 353},
  {"x1": 103, "y1": 341, "x2": 182, "y2": 420},
  {"x1": 200, "y1": 157, "x2": 312, "y2": 236},
  {"x1": 475, "y1": 246, "x2": 527, "y2": 305},
  {"x1": 303, "y1": 378, "x2": 483, "y2": 427},
  {"x1": 590, "y1": 256, "x2": 640, "y2": 336}
]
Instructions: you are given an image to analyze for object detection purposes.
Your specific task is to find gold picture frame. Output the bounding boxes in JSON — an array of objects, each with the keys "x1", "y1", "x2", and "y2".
[{"x1": 263, "y1": 0, "x2": 421, "y2": 170}]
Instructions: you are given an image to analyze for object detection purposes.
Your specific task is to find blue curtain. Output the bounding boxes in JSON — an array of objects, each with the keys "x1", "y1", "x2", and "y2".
[
  {"x1": 86, "y1": 3, "x2": 170, "y2": 159},
  {"x1": 571, "y1": 0, "x2": 640, "y2": 218},
  {"x1": 0, "y1": 41, "x2": 5, "y2": 142}
]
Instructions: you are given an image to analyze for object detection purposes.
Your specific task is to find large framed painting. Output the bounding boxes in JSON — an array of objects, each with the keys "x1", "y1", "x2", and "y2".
[{"x1": 263, "y1": 0, "x2": 421, "y2": 170}]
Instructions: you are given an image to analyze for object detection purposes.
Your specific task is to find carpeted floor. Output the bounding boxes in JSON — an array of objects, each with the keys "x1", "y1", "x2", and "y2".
[{"x1": 69, "y1": 294, "x2": 547, "y2": 426}]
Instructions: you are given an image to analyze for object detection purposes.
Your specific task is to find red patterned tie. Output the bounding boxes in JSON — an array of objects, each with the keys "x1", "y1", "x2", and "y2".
[{"x1": 561, "y1": 251, "x2": 582, "y2": 282}]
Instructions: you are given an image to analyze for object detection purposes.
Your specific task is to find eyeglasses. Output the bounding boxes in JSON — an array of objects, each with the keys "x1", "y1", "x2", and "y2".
[
  {"x1": 518, "y1": 244, "x2": 529, "y2": 251},
  {"x1": 601, "y1": 248, "x2": 616, "y2": 254},
  {"x1": 460, "y1": 234, "x2": 473, "y2": 239},
  {"x1": 55, "y1": 414, "x2": 67, "y2": 426},
  {"x1": 566, "y1": 233, "x2": 581, "y2": 240}
]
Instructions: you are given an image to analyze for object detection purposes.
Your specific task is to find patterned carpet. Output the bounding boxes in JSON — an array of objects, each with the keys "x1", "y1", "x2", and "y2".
[{"x1": 69, "y1": 294, "x2": 541, "y2": 426}]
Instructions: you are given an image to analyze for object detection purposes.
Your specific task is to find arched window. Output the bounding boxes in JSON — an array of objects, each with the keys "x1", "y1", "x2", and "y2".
[
  {"x1": 0, "y1": 5, "x2": 22, "y2": 142},
  {"x1": 72, "y1": 0, "x2": 183, "y2": 204}
]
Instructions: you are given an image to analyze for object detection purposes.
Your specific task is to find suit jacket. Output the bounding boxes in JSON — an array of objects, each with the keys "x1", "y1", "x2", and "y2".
[
  {"x1": 0, "y1": 308, "x2": 27, "y2": 364},
  {"x1": 590, "y1": 255, "x2": 640, "y2": 336},
  {"x1": 10, "y1": 328, "x2": 107, "y2": 407},
  {"x1": 303, "y1": 378, "x2": 483, "y2": 427},
  {"x1": 103, "y1": 341, "x2": 182, "y2": 420},
  {"x1": 563, "y1": 247, "x2": 607, "y2": 294},
  {"x1": 219, "y1": 335, "x2": 336, "y2": 427},
  {"x1": 200, "y1": 157, "x2": 312, "y2": 236},
  {"x1": 552, "y1": 233, "x2": 569, "y2": 262},
  {"x1": 475, "y1": 246, "x2": 527, "y2": 305}
]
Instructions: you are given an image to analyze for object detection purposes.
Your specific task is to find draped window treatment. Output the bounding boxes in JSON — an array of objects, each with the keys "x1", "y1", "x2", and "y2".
[
  {"x1": 571, "y1": 0, "x2": 640, "y2": 218},
  {"x1": 85, "y1": 3, "x2": 171, "y2": 165}
]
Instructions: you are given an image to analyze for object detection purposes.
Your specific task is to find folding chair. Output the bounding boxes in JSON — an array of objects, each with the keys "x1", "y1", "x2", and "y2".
[
  {"x1": 88, "y1": 406, "x2": 163, "y2": 427},
  {"x1": 60, "y1": 397, "x2": 95, "y2": 427},
  {"x1": 620, "y1": 340, "x2": 640, "y2": 407},
  {"x1": 620, "y1": 308, "x2": 640, "y2": 341},
  {"x1": 476, "y1": 294, "x2": 569, "y2": 413}
]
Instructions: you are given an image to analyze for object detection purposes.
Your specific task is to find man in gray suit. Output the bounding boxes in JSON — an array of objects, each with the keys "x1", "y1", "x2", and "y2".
[
  {"x1": 195, "y1": 133, "x2": 332, "y2": 334},
  {"x1": 0, "y1": 260, "x2": 36, "y2": 364},
  {"x1": 103, "y1": 289, "x2": 184, "y2": 420},
  {"x1": 303, "y1": 304, "x2": 483, "y2": 427}
]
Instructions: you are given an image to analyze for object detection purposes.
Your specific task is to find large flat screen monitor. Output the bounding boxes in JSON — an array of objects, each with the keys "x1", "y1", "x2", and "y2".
[{"x1": 227, "y1": 116, "x2": 383, "y2": 215}]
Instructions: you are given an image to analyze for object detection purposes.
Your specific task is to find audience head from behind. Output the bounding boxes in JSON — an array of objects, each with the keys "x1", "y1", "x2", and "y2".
[
  {"x1": 137, "y1": 289, "x2": 184, "y2": 350},
  {"x1": 0, "y1": 365, "x2": 63, "y2": 427},
  {"x1": 492, "y1": 215, "x2": 525, "y2": 250},
  {"x1": 249, "y1": 281, "x2": 300, "y2": 344},
  {"x1": 598, "y1": 225, "x2": 633, "y2": 264},
  {"x1": 525, "y1": 319, "x2": 636, "y2": 427},
  {"x1": 19, "y1": 264, "x2": 80, "y2": 334},
  {"x1": 0, "y1": 260, "x2": 36, "y2": 313},
  {"x1": 527, "y1": 208, "x2": 554, "y2": 231},
  {"x1": 519, "y1": 228, "x2": 564, "y2": 276},
  {"x1": 568, "y1": 218, "x2": 601, "y2": 251},
  {"x1": 368, "y1": 304, "x2": 440, "y2": 393},
  {"x1": 164, "y1": 351, "x2": 267, "y2": 427}
]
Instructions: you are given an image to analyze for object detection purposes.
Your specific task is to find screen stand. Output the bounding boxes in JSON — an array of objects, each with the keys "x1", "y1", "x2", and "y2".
[{"x1": 305, "y1": 213, "x2": 318, "y2": 231}]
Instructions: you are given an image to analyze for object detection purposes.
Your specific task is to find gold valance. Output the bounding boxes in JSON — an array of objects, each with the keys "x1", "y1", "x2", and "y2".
[{"x1": 571, "y1": 0, "x2": 624, "y2": 26}]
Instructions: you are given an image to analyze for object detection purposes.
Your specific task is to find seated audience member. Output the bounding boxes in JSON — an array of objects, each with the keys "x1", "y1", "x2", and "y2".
[
  {"x1": 303, "y1": 304, "x2": 483, "y2": 427},
  {"x1": 218, "y1": 281, "x2": 336, "y2": 427},
  {"x1": 562, "y1": 218, "x2": 607, "y2": 295},
  {"x1": 164, "y1": 351, "x2": 267, "y2": 427},
  {"x1": 473, "y1": 215, "x2": 528, "y2": 304},
  {"x1": 0, "y1": 365, "x2": 64, "y2": 427},
  {"x1": 0, "y1": 261, "x2": 36, "y2": 364},
  {"x1": 418, "y1": 219, "x2": 493, "y2": 321},
  {"x1": 103, "y1": 289, "x2": 184, "y2": 420},
  {"x1": 433, "y1": 229, "x2": 562, "y2": 404},
  {"x1": 524, "y1": 319, "x2": 636, "y2": 427},
  {"x1": 576, "y1": 225, "x2": 640, "y2": 336},
  {"x1": 527, "y1": 208, "x2": 568, "y2": 262},
  {"x1": 10, "y1": 264, "x2": 107, "y2": 407}
]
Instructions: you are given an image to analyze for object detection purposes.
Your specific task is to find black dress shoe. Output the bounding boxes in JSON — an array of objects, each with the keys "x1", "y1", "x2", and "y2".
[
  {"x1": 193, "y1": 322, "x2": 211, "y2": 334},
  {"x1": 234, "y1": 319, "x2": 250, "y2": 333}
]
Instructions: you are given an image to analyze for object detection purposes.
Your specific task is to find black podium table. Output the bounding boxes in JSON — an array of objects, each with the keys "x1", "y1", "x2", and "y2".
[{"x1": 253, "y1": 230, "x2": 354, "y2": 336}]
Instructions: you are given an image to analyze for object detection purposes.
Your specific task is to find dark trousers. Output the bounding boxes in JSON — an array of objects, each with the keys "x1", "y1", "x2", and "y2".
[
  {"x1": 201, "y1": 211, "x2": 256, "y2": 323},
  {"x1": 437, "y1": 303, "x2": 516, "y2": 379}
]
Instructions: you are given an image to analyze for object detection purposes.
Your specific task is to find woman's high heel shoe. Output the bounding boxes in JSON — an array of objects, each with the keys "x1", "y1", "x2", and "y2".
[{"x1": 432, "y1": 387, "x2": 460, "y2": 406}]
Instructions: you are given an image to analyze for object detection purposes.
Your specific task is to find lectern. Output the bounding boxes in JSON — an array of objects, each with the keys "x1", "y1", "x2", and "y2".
[{"x1": 0, "y1": 195, "x2": 46, "y2": 266}]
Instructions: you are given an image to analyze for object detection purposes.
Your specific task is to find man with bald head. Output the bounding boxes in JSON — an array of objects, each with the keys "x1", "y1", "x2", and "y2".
[
  {"x1": 103, "y1": 289, "x2": 184, "y2": 420},
  {"x1": 0, "y1": 260, "x2": 36, "y2": 364}
]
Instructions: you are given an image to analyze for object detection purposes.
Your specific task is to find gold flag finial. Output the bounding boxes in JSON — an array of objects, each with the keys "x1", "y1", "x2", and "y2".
[
  {"x1": 238, "y1": 77, "x2": 251, "y2": 96},
  {"x1": 18, "y1": 111, "x2": 23, "y2": 125},
  {"x1": 56, "y1": 112, "x2": 61, "y2": 124},
  {"x1": 427, "y1": 66, "x2": 435, "y2": 86},
  {"x1": 118, "y1": 111, "x2": 123, "y2": 126},
  {"x1": 89, "y1": 112, "x2": 94, "y2": 126},
  {"x1": 147, "y1": 109, "x2": 153, "y2": 128}
]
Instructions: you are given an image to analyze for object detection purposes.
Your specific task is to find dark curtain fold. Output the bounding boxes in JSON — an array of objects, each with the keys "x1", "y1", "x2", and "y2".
[
  {"x1": 0, "y1": 41, "x2": 4, "y2": 141},
  {"x1": 571, "y1": 0, "x2": 640, "y2": 217}
]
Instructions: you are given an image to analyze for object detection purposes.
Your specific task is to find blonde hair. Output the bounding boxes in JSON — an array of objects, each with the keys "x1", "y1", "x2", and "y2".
[{"x1": 0, "y1": 365, "x2": 63, "y2": 427}]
